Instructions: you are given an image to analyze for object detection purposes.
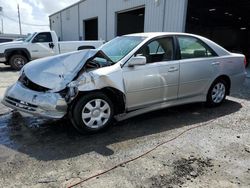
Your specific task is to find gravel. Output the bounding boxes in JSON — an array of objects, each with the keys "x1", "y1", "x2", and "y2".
[{"x1": 0, "y1": 64, "x2": 249, "y2": 188}]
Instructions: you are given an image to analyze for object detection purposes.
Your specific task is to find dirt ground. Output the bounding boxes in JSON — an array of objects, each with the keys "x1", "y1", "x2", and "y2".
[{"x1": 0, "y1": 64, "x2": 250, "y2": 188}]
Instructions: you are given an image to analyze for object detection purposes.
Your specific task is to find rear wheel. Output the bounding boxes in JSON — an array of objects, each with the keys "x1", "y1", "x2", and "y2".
[
  {"x1": 9, "y1": 54, "x2": 28, "y2": 71},
  {"x1": 72, "y1": 92, "x2": 114, "y2": 133},
  {"x1": 206, "y1": 79, "x2": 228, "y2": 107}
]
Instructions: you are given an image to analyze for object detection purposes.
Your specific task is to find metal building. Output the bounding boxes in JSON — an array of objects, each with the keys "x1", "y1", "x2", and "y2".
[
  {"x1": 49, "y1": 0, "x2": 188, "y2": 41},
  {"x1": 50, "y1": 0, "x2": 250, "y2": 62}
]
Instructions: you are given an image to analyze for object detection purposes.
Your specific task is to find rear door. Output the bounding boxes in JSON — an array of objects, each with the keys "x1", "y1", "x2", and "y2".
[
  {"x1": 177, "y1": 36, "x2": 218, "y2": 99},
  {"x1": 28, "y1": 32, "x2": 58, "y2": 59},
  {"x1": 123, "y1": 36, "x2": 180, "y2": 110}
]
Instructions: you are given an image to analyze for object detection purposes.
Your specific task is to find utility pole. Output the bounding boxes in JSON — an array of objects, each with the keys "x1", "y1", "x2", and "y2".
[
  {"x1": 17, "y1": 4, "x2": 22, "y2": 35},
  {"x1": 1, "y1": 18, "x2": 3, "y2": 34},
  {"x1": 0, "y1": 6, "x2": 3, "y2": 34}
]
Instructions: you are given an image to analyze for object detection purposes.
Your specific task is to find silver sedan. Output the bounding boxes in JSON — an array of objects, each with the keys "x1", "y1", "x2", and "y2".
[{"x1": 2, "y1": 33, "x2": 247, "y2": 133}]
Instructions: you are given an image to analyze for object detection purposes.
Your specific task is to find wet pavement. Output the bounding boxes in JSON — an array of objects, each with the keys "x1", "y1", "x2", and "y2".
[{"x1": 0, "y1": 64, "x2": 250, "y2": 187}]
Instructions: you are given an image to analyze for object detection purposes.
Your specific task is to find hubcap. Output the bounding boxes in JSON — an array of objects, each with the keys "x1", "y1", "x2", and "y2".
[
  {"x1": 14, "y1": 57, "x2": 25, "y2": 68},
  {"x1": 81, "y1": 99, "x2": 111, "y2": 129},
  {"x1": 212, "y1": 83, "x2": 226, "y2": 103}
]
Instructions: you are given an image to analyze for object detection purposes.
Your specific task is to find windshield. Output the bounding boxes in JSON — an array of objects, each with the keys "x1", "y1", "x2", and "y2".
[
  {"x1": 24, "y1": 32, "x2": 37, "y2": 42},
  {"x1": 100, "y1": 36, "x2": 146, "y2": 63}
]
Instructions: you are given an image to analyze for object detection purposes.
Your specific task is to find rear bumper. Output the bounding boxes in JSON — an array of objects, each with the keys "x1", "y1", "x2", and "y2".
[
  {"x1": 230, "y1": 71, "x2": 247, "y2": 94},
  {"x1": 1, "y1": 82, "x2": 67, "y2": 119}
]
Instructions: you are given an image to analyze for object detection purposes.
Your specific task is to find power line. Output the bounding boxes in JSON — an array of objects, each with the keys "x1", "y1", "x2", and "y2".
[{"x1": 1, "y1": 13, "x2": 49, "y2": 27}]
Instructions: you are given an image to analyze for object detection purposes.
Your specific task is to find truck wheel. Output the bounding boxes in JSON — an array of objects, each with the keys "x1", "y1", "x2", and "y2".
[
  {"x1": 9, "y1": 54, "x2": 28, "y2": 71},
  {"x1": 72, "y1": 92, "x2": 114, "y2": 134},
  {"x1": 206, "y1": 79, "x2": 228, "y2": 107}
]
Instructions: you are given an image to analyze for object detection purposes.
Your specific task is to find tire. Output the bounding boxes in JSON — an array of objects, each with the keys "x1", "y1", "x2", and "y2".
[
  {"x1": 9, "y1": 54, "x2": 28, "y2": 71},
  {"x1": 72, "y1": 92, "x2": 114, "y2": 134},
  {"x1": 206, "y1": 79, "x2": 228, "y2": 107}
]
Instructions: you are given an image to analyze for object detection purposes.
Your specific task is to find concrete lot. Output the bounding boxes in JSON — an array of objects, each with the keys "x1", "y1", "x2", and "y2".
[{"x1": 0, "y1": 64, "x2": 250, "y2": 188}]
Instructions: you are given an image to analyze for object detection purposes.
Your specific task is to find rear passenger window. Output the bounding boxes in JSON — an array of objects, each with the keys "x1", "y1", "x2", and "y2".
[{"x1": 177, "y1": 36, "x2": 216, "y2": 59}]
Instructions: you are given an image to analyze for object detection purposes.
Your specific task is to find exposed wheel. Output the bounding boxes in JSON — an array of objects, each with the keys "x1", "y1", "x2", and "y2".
[
  {"x1": 9, "y1": 54, "x2": 28, "y2": 71},
  {"x1": 206, "y1": 79, "x2": 228, "y2": 107},
  {"x1": 72, "y1": 92, "x2": 114, "y2": 133}
]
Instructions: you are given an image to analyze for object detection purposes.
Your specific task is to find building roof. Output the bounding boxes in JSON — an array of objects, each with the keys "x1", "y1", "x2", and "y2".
[{"x1": 49, "y1": 0, "x2": 85, "y2": 17}]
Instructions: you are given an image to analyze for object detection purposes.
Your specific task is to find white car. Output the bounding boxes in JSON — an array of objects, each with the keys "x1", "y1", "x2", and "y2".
[
  {"x1": 0, "y1": 31, "x2": 104, "y2": 70},
  {"x1": 2, "y1": 32, "x2": 247, "y2": 133}
]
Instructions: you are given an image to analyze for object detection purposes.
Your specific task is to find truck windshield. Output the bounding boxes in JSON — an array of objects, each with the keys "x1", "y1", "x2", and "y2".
[
  {"x1": 100, "y1": 36, "x2": 146, "y2": 63},
  {"x1": 24, "y1": 32, "x2": 37, "y2": 42}
]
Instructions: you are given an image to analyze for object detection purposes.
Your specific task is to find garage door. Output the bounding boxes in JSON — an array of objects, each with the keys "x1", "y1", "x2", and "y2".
[
  {"x1": 84, "y1": 18, "x2": 98, "y2": 40},
  {"x1": 186, "y1": 0, "x2": 250, "y2": 63},
  {"x1": 117, "y1": 7, "x2": 145, "y2": 36}
]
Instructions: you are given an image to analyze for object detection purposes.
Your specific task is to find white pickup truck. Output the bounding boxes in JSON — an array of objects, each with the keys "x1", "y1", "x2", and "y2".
[{"x1": 0, "y1": 31, "x2": 104, "y2": 70}]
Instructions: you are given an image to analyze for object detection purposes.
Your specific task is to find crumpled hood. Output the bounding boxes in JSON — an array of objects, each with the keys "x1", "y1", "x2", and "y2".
[{"x1": 23, "y1": 49, "x2": 99, "y2": 91}]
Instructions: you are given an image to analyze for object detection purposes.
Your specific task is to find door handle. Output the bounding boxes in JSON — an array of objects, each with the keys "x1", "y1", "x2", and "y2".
[
  {"x1": 168, "y1": 67, "x2": 179, "y2": 72},
  {"x1": 212, "y1": 62, "x2": 220, "y2": 65}
]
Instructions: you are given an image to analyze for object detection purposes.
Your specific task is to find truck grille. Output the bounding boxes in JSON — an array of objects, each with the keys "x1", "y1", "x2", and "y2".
[{"x1": 18, "y1": 73, "x2": 50, "y2": 92}]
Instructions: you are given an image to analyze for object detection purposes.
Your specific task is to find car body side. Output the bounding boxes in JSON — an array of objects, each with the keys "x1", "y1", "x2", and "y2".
[{"x1": 2, "y1": 33, "x2": 247, "y2": 121}]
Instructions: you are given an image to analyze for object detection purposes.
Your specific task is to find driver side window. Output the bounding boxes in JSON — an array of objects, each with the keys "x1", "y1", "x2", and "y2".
[
  {"x1": 136, "y1": 37, "x2": 174, "y2": 63},
  {"x1": 32, "y1": 32, "x2": 52, "y2": 43}
]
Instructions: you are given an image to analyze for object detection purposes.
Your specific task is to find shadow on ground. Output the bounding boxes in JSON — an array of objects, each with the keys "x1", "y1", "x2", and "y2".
[
  {"x1": 0, "y1": 66, "x2": 17, "y2": 72},
  {"x1": 0, "y1": 99, "x2": 242, "y2": 161}
]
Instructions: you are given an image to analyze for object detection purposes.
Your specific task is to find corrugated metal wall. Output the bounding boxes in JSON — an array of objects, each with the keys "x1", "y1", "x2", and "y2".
[
  {"x1": 79, "y1": 0, "x2": 107, "y2": 40},
  {"x1": 163, "y1": 0, "x2": 188, "y2": 32},
  {"x1": 61, "y1": 5, "x2": 79, "y2": 41},
  {"x1": 50, "y1": 13, "x2": 62, "y2": 40},
  {"x1": 107, "y1": 0, "x2": 164, "y2": 40},
  {"x1": 50, "y1": 0, "x2": 188, "y2": 41}
]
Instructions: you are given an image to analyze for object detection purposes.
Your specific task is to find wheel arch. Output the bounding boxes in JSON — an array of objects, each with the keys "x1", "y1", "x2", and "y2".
[
  {"x1": 211, "y1": 75, "x2": 231, "y2": 95},
  {"x1": 70, "y1": 87, "x2": 126, "y2": 116},
  {"x1": 77, "y1": 46, "x2": 95, "y2": 50},
  {"x1": 5, "y1": 48, "x2": 31, "y2": 63}
]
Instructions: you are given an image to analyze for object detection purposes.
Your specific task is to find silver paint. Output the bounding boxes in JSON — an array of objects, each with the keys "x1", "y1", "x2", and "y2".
[
  {"x1": 1, "y1": 33, "x2": 247, "y2": 120},
  {"x1": 82, "y1": 99, "x2": 111, "y2": 129}
]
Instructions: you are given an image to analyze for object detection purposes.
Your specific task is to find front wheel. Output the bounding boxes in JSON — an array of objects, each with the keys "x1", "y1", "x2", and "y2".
[
  {"x1": 72, "y1": 92, "x2": 114, "y2": 133},
  {"x1": 9, "y1": 54, "x2": 28, "y2": 71},
  {"x1": 206, "y1": 79, "x2": 228, "y2": 107}
]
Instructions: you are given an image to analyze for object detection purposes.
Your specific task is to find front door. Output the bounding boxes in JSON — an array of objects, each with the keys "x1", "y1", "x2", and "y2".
[
  {"x1": 28, "y1": 32, "x2": 58, "y2": 59},
  {"x1": 123, "y1": 37, "x2": 180, "y2": 110}
]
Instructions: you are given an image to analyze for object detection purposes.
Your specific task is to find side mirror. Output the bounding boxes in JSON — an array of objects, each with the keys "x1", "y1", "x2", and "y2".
[{"x1": 128, "y1": 56, "x2": 146, "y2": 67}]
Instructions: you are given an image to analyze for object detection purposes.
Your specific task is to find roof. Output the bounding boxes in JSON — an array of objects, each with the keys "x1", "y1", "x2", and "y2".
[{"x1": 125, "y1": 32, "x2": 199, "y2": 38}]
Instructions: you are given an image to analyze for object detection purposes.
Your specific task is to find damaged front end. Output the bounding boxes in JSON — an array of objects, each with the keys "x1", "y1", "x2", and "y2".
[
  {"x1": 2, "y1": 49, "x2": 116, "y2": 119},
  {"x1": 2, "y1": 81, "x2": 67, "y2": 118}
]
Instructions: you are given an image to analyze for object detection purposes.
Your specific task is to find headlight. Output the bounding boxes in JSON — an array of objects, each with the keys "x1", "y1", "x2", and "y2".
[{"x1": 68, "y1": 76, "x2": 87, "y2": 88}]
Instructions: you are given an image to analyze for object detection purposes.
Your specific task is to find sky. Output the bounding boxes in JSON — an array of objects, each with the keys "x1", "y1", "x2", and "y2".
[{"x1": 0, "y1": 0, "x2": 79, "y2": 35}]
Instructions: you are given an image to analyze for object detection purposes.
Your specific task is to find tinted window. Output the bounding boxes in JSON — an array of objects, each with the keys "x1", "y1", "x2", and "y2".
[
  {"x1": 32, "y1": 32, "x2": 52, "y2": 43},
  {"x1": 137, "y1": 37, "x2": 174, "y2": 63},
  {"x1": 177, "y1": 36, "x2": 216, "y2": 59}
]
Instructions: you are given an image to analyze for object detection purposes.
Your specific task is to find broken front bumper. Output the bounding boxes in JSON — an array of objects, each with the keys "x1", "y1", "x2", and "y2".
[{"x1": 1, "y1": 82, "x2": 67, "y2": 119}]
